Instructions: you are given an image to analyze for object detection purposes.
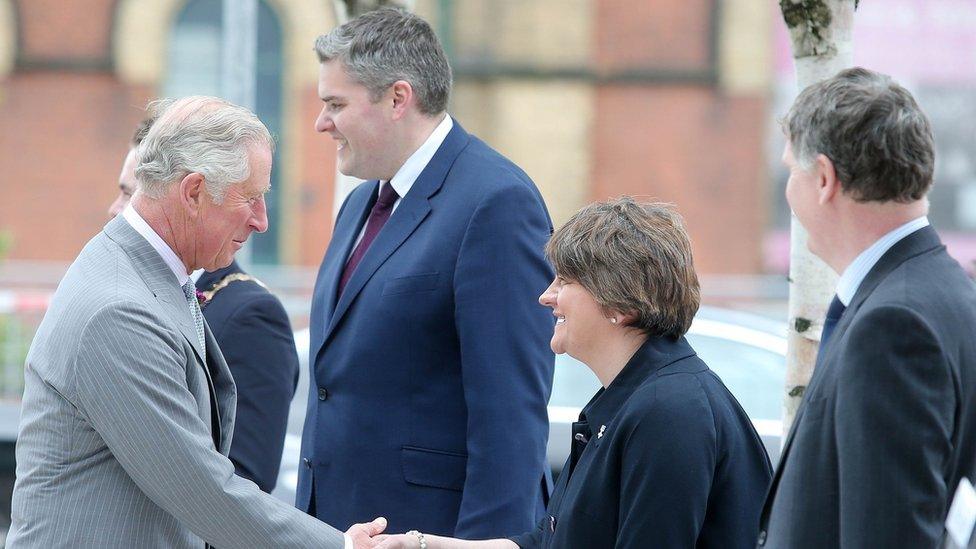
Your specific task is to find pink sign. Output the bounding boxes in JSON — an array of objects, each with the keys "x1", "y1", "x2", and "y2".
[{"x1": 775, "y1": 0, "x2": 976, "y2": 84}]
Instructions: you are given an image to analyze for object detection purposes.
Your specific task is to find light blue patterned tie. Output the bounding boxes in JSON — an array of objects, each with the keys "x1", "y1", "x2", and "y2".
[{"x1": 181, "y1": 280, "x2": 206, "y2": 361}]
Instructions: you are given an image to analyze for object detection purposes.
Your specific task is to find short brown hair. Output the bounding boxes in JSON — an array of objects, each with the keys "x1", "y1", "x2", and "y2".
[
  {"x1": 546, "y1": 197, "x2": 701, "y2": 338},
  {"x1": 785, "y1": 67, "x2": 934, "y2": 203}
]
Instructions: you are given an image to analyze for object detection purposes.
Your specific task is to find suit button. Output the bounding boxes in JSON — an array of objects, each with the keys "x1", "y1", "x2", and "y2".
[
  {"x1": 303, "y1": 457, "x2": 312, "y2": 469},
  {"x1": 757, "y1": 529, "x2": 766, "y2": 546},
  {"x1": 318, "y1": 387, "x2": 329, "y2": 401}
]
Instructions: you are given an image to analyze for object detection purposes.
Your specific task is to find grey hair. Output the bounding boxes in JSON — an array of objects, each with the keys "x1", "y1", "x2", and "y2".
[
  {"x1": 546, "y1": 197, "x2": 701, "y2": 339},
  {"x1": 785, "y1": 67, "x2": 935, "y2": 203},
  {"x1": 135, "y1": 96, "x2": 275, "y2": 204},
  {"x1": 130, "y1": 98, "x2": 172, "y2": 147},
  {"x1": 314, "y1": 7, "x2": 452, "y2": 115}
]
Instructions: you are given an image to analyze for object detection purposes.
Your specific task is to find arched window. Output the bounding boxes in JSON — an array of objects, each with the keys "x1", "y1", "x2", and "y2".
[{"x1": 164, "y1": 0, "x2": 284, "y2": 265}]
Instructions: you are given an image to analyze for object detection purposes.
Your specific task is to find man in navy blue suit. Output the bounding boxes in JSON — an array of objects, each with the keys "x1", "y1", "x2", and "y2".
[
  {"x1": 299, "y1": 7, "x2": 555, "y2": 539},
  {"x1": 108, "y1": 112, "x2": 299, "y2": 493},
  {"x1": 759, "y1": 68, "x2": 976, "y2": 548}
]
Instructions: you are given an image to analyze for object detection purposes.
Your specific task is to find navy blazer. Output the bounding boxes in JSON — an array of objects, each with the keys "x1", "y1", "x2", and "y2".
[
  {"x1": 512, "y1": 336, "x2": 772, "y2": 548},
  {"x1": 760, "y1": 226, "x2": 976, "y2": 548},
  {"x1": 298, "y1": 120, "x2": 555, "y2": 538},
  {"x1": 196, "y1": 261, "x2": 299, "y2": 493}
]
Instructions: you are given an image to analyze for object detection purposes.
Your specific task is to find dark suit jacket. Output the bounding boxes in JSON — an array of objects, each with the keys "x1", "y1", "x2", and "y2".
[
  {"x1": 197, "y1": 260, "x2": 299, "y2": 493},
  {"x1": 759, "y1": 226, "x2": 976, "y2": 548},
  {"x1": 512, "y1": 336, "x2": 772, "y2": 548},
  {"x1": 298, "y1": 120, "x2": 555, "y2": 538}
]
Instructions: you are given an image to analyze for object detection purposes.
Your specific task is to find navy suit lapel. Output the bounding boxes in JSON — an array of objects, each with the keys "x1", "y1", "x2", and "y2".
[
  {"x1": 309, "y1": 182, "x2": 376, "y2": 357},
  {"x1": 315, "y1": 121, "x2": 471, "y2": 359},
  {"x1": 801, "y1": 225, "x2": 942, "y2": 401}
]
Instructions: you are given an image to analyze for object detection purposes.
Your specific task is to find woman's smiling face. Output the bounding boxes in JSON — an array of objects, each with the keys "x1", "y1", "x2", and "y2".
[{"x1": 538, "y1": 275, "x2": 611, "y2": 359}]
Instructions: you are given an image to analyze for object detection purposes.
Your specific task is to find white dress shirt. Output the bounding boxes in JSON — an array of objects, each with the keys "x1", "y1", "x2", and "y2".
[
  {"x1": 122, "y1": 205, "x2": 190, "y2": 287},
  {"x1": 836, "y1": 216, "x2": 930, "y2": 306},
  {"x1": 350, "y1": 114, "x2": 454, "y2": 252},
  {"x1": 123, "y1": 205, "x2": 354, "y2": 549}
]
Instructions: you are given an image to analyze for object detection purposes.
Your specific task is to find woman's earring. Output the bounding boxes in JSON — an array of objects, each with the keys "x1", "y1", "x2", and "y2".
[{"x1": 610, "y1": 318, "x2": 618, "y2": 324}]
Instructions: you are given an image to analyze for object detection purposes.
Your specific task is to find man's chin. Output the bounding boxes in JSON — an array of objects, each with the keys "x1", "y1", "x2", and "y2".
[{"x1": 208, "y1": 255, "x2": 235, "y2": 272}]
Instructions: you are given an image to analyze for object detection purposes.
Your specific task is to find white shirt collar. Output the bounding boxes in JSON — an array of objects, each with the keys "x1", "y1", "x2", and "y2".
[
  {"x1": 836, "y1": 216, "x2": 929, "y2": 306},
  {"x1": 386, "y1": 114, "x2": 453, "y2": 207},
  {"x1": 121, "y1": 205, "x2": 191, "y2": 287}
]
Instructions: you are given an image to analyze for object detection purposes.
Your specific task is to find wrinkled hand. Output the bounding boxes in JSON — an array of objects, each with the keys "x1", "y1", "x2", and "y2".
[
  {"x1": 346, "y1": 516, "x2": 388, "y2": 549},
  {"x1": 373, "y1": 534, "x2": 419, "y2": 549}
]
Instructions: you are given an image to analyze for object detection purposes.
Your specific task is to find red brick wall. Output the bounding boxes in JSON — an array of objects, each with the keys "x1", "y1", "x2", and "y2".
[
  {"x1": 16, "y1": 0, "x2": 114, "y2": 64},
  {"x1": 593, "y1": 0, "x2": 767, "y2": 274},
  {"x1": 595, "y1": 0, "x2": 712, "y2": 72},
  {"x1": 0, "y1": 73, "x2": 151, "y2": 261},
  {"x1": 296, "y1": 88, "x2": 337, "y2": 267},
  {"x1": 591, "y1": 86, "x2": 766, "y2": 274}
]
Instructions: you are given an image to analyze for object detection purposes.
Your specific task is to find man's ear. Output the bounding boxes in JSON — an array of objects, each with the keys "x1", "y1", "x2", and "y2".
[
  {"x1": 816, "y1": 154, "x2": 841, "y2": 205},
  {"x1": 390, "y1": 80, "x2": 413, "y2": 120},
  {"x1": 179, "y1": 172, "x2": 206, "y2": 216}
]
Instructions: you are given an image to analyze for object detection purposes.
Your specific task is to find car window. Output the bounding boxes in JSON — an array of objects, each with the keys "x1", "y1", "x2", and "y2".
[
  {"x1": 550, "y1": 354, "x2": 601, "y2": 408},
  {"x1": 687, "y1": 333, "x2": 785, "y2": 421},
  {"x1": 548, "y1": 334, "x2": 785, "y2": 423}
]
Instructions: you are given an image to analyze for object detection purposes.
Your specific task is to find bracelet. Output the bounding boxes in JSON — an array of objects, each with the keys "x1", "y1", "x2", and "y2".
[{"x1": 406, "y1": 530, "x2": 427, "y2": 549}]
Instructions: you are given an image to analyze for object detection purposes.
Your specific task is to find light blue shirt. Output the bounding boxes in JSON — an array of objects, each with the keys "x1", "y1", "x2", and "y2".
[{"x1": 836, "y1": 216, "x2": 930, "y2": 306}]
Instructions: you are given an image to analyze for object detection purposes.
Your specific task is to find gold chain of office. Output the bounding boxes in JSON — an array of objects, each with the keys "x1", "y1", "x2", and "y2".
[{"x1": 200, "y1": 273, "x2": 268, "y2": 303}]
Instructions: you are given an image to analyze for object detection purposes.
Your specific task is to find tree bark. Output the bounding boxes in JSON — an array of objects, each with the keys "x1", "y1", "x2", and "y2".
[{"x1": 780, "y1": 0, "x2": 856, "y2": 438}]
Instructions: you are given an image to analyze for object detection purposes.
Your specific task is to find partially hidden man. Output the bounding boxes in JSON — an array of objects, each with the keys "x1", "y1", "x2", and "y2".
[{"x1": 300, "y1": 7, "x2": 556, "y2": 538}]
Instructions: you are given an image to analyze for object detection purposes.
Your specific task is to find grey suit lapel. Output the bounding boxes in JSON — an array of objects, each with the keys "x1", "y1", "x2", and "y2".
[
  {"x1": 103, "y1": 216, "x2": 229, "y2": 450},
  {"x1": 203, "y1": 319, "x2": 236, "y2": 454},
  {"x1": 103, "y1": 216, "x2": 206, "y2": 363}
]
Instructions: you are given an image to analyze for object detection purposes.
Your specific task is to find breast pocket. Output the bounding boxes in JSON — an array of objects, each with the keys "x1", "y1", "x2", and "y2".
[{"x1": 382, "y1": 273, "x2": 439, "y2": 296}]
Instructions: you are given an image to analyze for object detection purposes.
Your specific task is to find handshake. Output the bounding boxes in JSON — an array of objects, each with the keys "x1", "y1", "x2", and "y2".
[
  {"x1": 346, "y1": 517, "x2": 424, "y2": 549},
  {"x1": 346, "y1": 518, "x2": 515, "y2": 549}
]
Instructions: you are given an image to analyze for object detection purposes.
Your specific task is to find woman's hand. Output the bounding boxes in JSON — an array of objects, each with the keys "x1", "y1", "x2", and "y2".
[
  {"x1": 373, "y1": 532, "x2": 518, "y2": 549},
  {"x1": 373, "y1": 534, "x2": 420, "y2": 549}
]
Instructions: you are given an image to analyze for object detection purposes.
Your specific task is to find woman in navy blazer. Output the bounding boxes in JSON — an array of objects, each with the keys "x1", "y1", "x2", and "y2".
[{"x1": 374, "y1": 198, "x2": 772, "y2": 548}]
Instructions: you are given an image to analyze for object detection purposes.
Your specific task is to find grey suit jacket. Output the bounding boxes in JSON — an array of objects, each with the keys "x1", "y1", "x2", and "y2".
[{"x1": 7, "y1": 216, "x2": 344, "y2": 548}]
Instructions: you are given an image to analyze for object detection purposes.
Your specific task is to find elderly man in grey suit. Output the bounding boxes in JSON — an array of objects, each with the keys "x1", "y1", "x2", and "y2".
[{"x1": 8, "y1": 96, "x2": 385, "y2": 548}]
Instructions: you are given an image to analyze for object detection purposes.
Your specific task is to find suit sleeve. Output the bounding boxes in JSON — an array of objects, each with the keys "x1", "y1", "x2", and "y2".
[
  {"x1": 615, "y1": 379, "x2": 715, "y2": 548},
  {"x1": 213, "y1": 293, "x2": 299, "y2": 493},
  {"x1": 835, "y1": 305, "x2": 953, "y2": 547},
  {"x1": 70, "y1": 302, "x2": 343, "y2": 548},
  {"x1": 453, "y1": 181, "x2": 555, "y2": 538}
]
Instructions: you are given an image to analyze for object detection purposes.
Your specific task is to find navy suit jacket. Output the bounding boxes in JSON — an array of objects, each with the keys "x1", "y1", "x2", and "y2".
[
  {"x1": 513, "y1": 337, "x2": 772, "y2": 548},
  {"x1": 298, "y1": 120, "x2": 555, "y2": 538},
  {"x1": 197, "y1": 261, "x2": 299, "y2": 493},
  {"x1": 759, "y1": 226, "x2": 976, "y2": 547}
]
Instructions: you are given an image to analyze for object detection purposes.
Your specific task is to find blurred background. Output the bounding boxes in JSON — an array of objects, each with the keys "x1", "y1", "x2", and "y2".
[{"x1": 0, "y1": 0, "x2": 975, "y2": 534}]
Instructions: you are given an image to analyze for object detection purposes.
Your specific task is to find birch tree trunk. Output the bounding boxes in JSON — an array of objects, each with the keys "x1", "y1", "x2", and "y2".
[
  {"x1": 329, "y1": 0, "x2": 416, "y2": 218},
  {"x1": 780, "y1": 0, "x2": 856, "y2": 438}
]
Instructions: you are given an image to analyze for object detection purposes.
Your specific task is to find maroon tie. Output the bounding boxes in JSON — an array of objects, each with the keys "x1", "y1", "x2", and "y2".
[{"x1": 338, "y1": 182, "x2": 399, "y2": 296}]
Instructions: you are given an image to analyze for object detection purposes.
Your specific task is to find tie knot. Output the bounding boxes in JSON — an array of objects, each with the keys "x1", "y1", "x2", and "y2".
[
  {"x1": 826, "y1": 295, "x2": 846, "y2": 321},
  {"x1": 376, "y1": 182, "x2": 399, "y2": 209}
]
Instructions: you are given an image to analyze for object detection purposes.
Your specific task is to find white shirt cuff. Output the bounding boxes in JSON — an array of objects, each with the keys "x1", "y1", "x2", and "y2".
[{"x1": 344, "y1": 533, "x2": 354, "y2": 549}]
